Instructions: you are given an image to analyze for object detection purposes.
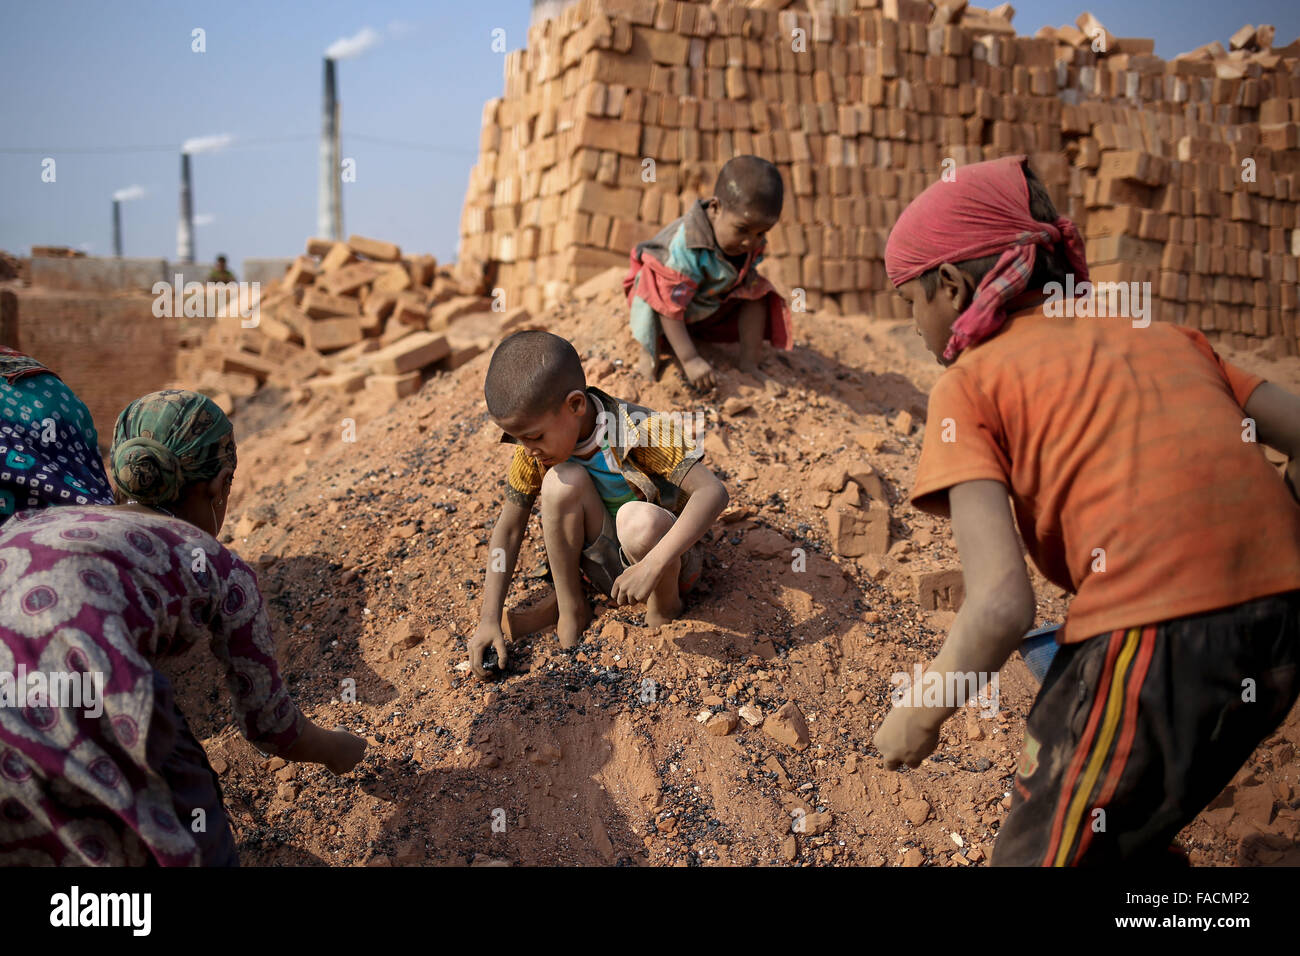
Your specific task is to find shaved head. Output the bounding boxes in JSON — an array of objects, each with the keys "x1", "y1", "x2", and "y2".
[
  {"x1": 484, "y1": 330, "x2": 586, "y2": 421},
  {"x1": 714, "y1": 155, "x2": 783, "y2": 221}
]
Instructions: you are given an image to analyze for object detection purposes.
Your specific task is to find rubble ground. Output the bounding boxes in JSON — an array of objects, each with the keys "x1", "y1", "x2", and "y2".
[{"x1": 164, "y1": 277, "x2": 1300, "y2": 867}]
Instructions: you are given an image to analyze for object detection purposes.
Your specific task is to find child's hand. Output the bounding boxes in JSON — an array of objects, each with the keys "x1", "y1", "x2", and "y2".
[
  {"x1": 469, "y1": 621, "x2": 508, "y2": 679},
  {"x1": 874, "y1": 704, "x2": 943, "y2": 770},
  {"x1": 682, "y1": 356, "x2": 716, "y2": 391},
  {"x1": 322, "y1": 728, "x2": 367, "y2": 775},
  {"x1": 610, "y1": 558, "x2": 664, "y2": 606}
]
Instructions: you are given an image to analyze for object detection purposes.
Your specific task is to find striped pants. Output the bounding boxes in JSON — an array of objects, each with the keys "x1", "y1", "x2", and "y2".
[{"x1": 993, "y1": 590, "x2": 1300, "y2": 866}]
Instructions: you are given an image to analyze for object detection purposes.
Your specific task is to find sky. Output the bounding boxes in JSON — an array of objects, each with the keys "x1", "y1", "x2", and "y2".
[{"x1": 2, "y1": 0, "x2": 1298, "y2": 269}]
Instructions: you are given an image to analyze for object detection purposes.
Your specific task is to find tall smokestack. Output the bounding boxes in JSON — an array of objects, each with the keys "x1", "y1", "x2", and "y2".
[
  {"x1": 178, "y1": 152, "x2": 195, "y2": 263},
  {"x1": 318, "y1": 57, "x2": 342, "y2": 240},
  {"x1": 112, "y1": 200, "x2": 122, "y2": 257}
]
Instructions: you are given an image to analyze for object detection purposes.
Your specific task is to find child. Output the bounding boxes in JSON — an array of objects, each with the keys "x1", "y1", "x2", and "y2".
[
  {"x1": 469, "y1": 331, "x2": 729, "y2": 678},
  {"x1": 872, "y1": 154, "x2": 1300, "y2": 865},
  {"x1": 624, "y1": 154, "x2": 793, "y2": 390}
]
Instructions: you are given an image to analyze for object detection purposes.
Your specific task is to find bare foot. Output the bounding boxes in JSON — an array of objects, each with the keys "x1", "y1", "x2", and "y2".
[
  {"x1": 636, "y1": 349, "x2": 658, "y2": 380},
  {"x1": 645, "y1": 590, "x2": 683, "y2": 628},
  {"x1": 556, "y1": 599, "x2": 593, "y2": 648},
  {"x1": 736, "y1": 356, "x2": 770, "y2": 384},
  {"x1": 682, "y1": 356, "x2": 716, "y2": 391},
  {"x1": 502, "y1": 588, "x2": 559, "y2": 640}
]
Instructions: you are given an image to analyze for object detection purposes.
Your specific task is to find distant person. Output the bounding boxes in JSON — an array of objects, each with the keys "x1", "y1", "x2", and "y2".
[
  {"x1": 0, "y1": 345, "x2": 114, "y2": 525},
  {"x1": 624, "y1": 154, "x2": 792, "y2": 391},
  {"x1": 468, "y1": 331, "x2": 728, "y2": 677},
  {"x1": 0, "y1": 389, "x2": 366, "y2": 865},
  {"x1": 207, "y1": 255, "x2": 235, "y2": 283},
  {"x1": 872, "y1": 155, "x2": 1300, "y2": 866}
]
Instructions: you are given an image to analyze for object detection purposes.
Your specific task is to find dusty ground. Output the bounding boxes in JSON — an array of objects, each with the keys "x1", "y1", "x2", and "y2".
[{"x1": 161, "y1": 284, "x2": 1300, "y2": 867}]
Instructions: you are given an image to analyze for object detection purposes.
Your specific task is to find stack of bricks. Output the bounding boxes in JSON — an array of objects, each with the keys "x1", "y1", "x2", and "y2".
[
  {"x1": 177, "y1": 234, "x2": 531, "y2": 411},
  {"x1": 457, "y1": 0, "x2": 1300, "y2": 355}
]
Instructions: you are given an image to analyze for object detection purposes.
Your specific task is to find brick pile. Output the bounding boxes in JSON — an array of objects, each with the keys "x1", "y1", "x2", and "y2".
[
  {"x1": 177, "y1": 234, "x2": 533, "y2": 413},
  {"x1": 457, "y1": 0, "x2": 1300, "y2": 354}
]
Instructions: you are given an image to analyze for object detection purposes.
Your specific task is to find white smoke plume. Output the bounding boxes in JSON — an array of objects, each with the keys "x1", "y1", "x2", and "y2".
[
  {"x1": 326, "y1": 27, "x2": 380, "y2": 60},
  {"x1": 113, "y1": 184, "x2": 146, "y2": 202},
  {"x1": 193, "y1": 213, "x2": 215, "y2": 226},
  {"x1": 182, "y1": 133, "x2": 234, "y2": 155}
]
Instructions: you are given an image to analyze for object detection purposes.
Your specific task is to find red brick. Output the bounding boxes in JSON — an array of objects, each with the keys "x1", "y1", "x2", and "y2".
[
  {"x1": 367, "y1": 331, "x2": 450, "y2": 375},
  {"x1": 348, "y1": 235, "x2": 402, "y2": 262},
  {"x1": 303, "y1": 316, "x2": 362, "y2": 352},
  {"x1": 302, "y1": 288, "x2": 361, "y2": 319}
]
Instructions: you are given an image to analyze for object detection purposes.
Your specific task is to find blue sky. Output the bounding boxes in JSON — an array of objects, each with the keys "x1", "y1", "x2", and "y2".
[{"x1": 2, "y1": 0, "x2": 1297, "y2": 268}]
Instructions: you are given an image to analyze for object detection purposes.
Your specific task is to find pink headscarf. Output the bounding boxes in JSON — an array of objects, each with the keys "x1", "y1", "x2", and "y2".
[{"x1": 884, "y1": 155, "x2": 1089, "y2": 361}]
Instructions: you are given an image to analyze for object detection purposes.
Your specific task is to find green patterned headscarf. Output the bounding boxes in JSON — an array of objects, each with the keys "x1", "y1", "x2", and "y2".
[{"x1": 110, "y1": 389, "x2": 237, "y2": 505}]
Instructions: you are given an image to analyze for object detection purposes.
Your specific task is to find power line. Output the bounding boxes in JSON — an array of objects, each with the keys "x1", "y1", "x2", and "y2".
[
  {"x1": 0, "y1": 133, "x2": 476, "y2": 156},
  {"x1": 345, "y1": 133, "x2": 477, "y2": 155}
]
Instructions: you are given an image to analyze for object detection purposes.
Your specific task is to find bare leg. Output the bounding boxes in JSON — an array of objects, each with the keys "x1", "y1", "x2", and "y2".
[
  {"x1": 540, "y1": 464, "x2": 604, "y2": 648},
  {"x1": 736, "y1": 299, "x2": 768, "y2": 378},
  {"x1": 635, "y1": 346, "x2": 659, "y2": 381},
  {"x1": 616, "y1": 502, "x2": 683, "y2": 627}
]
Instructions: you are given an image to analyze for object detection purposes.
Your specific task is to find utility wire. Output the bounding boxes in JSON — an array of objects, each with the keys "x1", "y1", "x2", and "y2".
[{"x1": 0, "y1": 133, "x2": 476, "y2": 156}]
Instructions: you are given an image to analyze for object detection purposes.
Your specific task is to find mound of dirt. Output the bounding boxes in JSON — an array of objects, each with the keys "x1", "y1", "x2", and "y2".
[{"x1": 159, "y1": 289, "x2": 1300, "y2": 866}]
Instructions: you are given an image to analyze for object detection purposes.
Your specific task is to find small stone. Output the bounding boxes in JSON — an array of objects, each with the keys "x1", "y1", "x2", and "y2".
[
  {"x1": 762, "y1": 701, "x2": 811, "y2": 751},
  {"x1": 902, "y1": 798, "x2": 932, "y2": 826},
  {"x1": 738, "y1": 705, "x2": 764, "y2": 726},
  {"x1": 781, "y1": 834, "x2": 798, "y2": 862},
  {"x1": 723, "y1": 396, "x2": 753, "y2": 417},
  {"x1": 388, "y1": 619, "x2": 424, "y2": 658},
  {"x1": 801, "y1": 811, "x2": 833, "y2": 836},
  {"x1": 209, "y1": 756, "x2": 228, "y2": 775},
  {"x1": 276, "y1": 783, "x2": 298, "y2": 802},
  {"x1": 902, "y1": 847, "x2": 924, "y2": 867},
  {"x1": 846, "y1": 689, "x2": 865, "y2": 705},
  {"x1": 705, "y1": 712, "x2": 739, "y2": 737},
  {"x1": 266, "y1": 757, "x2": 287, "y2": 772},
  {"x1": 390, "y1": 523, "x2": 418, "y2": 539},
  {"x1": 893, "y1": 410, "x2": 914, "y2": 435}
]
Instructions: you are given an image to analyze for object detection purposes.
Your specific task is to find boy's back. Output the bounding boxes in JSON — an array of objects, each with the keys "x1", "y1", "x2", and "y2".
[{"x1": 911, "y1": 307, "x2": 1300, "y2": 643}]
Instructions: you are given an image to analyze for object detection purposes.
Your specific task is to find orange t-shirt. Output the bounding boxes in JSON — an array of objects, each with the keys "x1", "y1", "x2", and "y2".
[{"x1": 910, "y1": 309, "x2": 1300, "y2": 643}]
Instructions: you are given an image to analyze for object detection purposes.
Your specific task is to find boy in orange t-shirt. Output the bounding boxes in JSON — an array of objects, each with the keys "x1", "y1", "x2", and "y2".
[{"x1": 873, "y1": 155, "x2": 1300, "y2": 865}]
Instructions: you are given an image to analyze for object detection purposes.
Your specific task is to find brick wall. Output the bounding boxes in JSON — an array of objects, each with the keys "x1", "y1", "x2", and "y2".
[
  {"x1": 458, "y1": 0, "x2": 1300, "y2": 354},
  {"x1": 8, "y1": 289, "x2": 180, "y2": 449}
]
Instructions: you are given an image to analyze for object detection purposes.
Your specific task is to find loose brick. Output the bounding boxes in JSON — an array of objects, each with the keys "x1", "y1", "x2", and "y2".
[
  {"x1": 367, "y1": 331, "x2": 450, "y2": 375},
  {"x1": 914, "y1": 569, "x2": 966, "y2": 611},
  {"x1": 319, "y1": 242, "x2": 355, "y2": 273},
  {"x1": 303, "y1": 316, "x2": 362, "y2": 352},
  {"x1": 348, "y1": 235, "x2": 402, "y2": 261},
  {"x1": 302, "y1": 288, "x2": 361, "y2": 319},
  {"x1": 365, "y1": 371, "x2": 422, "y2": 401},
  {"x1": 322, "y1": 261, "x2": 381, "y2": 296},
  {"x1": 281, "y1": 256, "x2": 318, "y2": 291},
  {"x1": 372, "y1": 263, "x2": 413, "y2": 295}
]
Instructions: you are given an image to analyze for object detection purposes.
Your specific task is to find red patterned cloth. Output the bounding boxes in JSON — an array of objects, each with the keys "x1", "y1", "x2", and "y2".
[
  {"x1": 0, "y1": 506, "x2": 305, "y2": 865},
  {"x1": 885, "y1": 155, "x2": 1089, "y2": 361}
]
